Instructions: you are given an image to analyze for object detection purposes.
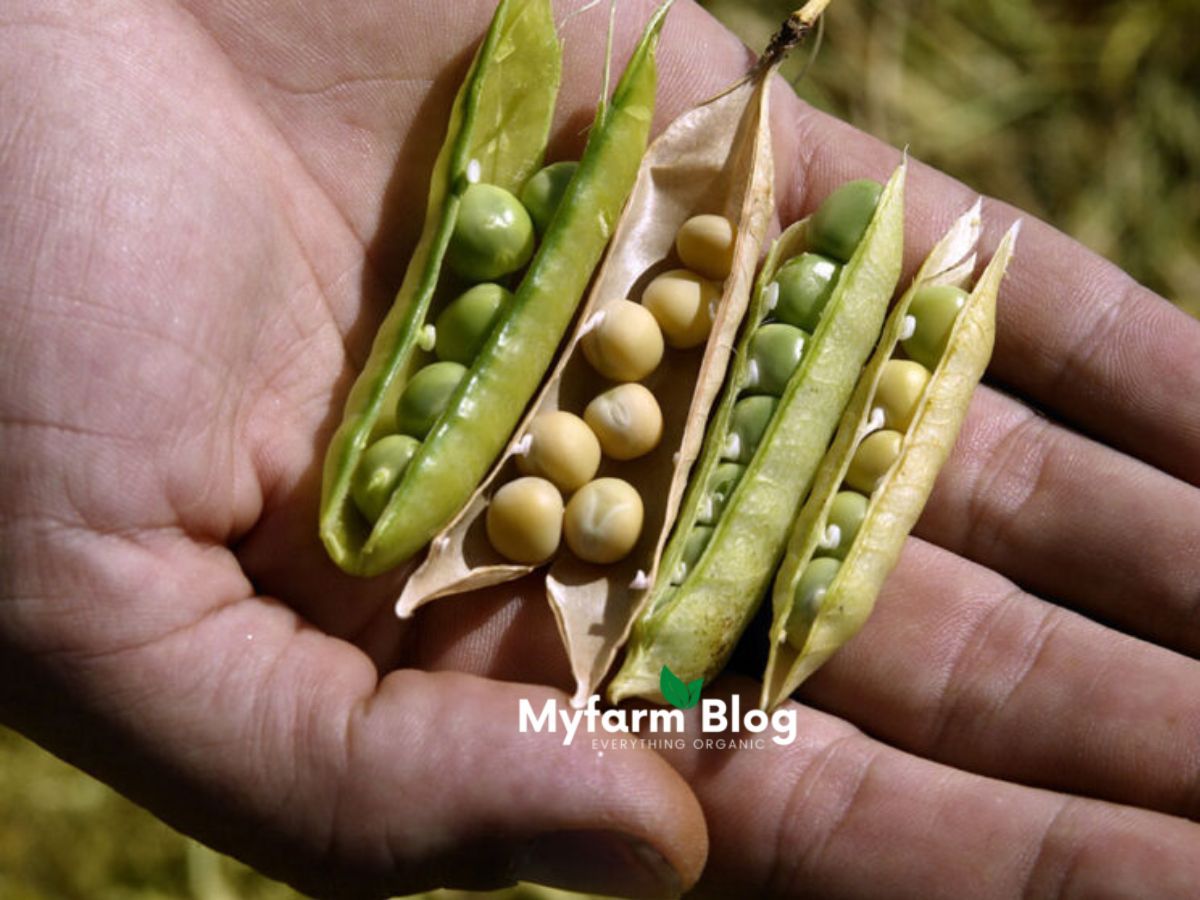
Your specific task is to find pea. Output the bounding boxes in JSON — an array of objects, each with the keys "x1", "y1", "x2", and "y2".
[
  {"x1": 785, "y1": 557, "x2": 842, "y2": 649},
  {"x1": 901, "y1": 284, "x2": 968, "y2": 370},
  {"x1": 844, "y1": 428, "x2": 903, "y2": 494},
  {"x1": 697, "y1": 462, "x2": 744, "y2": 525},
  {"x1": 515, "y1": 411, "x2": 601, "y2": 494},
  {"x1": 580, "y1": 299, "x2": 664, "y2": 382},
  {"x1": 671, "y1": 525, "x2": 714, "y2": 584},
  {"x1": 815, "y1": 490, "x2": 869, "y2": 560},
  {"x1": 722, "y1": 395, "x2": 778, "y2": 463},
  {"x1": 486, "y1": 476, "x2": 564, "y2": 565},
  {"x1": 434, "y1": 283, "x2": 512, "y2": 364},
  {"x1": 446, "y1": 183, "x2": 536, "y2": 282},
  {"x1": 521, "y1": 161, "x2": 578, "y2": 235},
  {"x1": 563, "y1": 478, "x2": 644, "y2": 564},
  {"x1": 745, "y1": 323, "x2": 807, "y2": 396},
  {"x1": 584, "y1": 383, "x2": 663, "y2": 461},
  {"x1": 641, "y1": 268, "x2": 720, "y2": 349},
  {"x1": 396, "y1": 361, "x2": 468, "y2": 440},
  {"x1": 808, "y1": 179, "x2": 883, "y2": 263},
  {"x1": 772, "y1": 252, "x2": 840, "y2": 332},
  {"x1": 875, "y1": 359, "x2": 930, "y2": 431},
  {"x1": 350, "y1": 435, "x2": 420, "y2": 524},
  {"x1": 675, "y1": 214, "x2": 736, "y2": 281}
]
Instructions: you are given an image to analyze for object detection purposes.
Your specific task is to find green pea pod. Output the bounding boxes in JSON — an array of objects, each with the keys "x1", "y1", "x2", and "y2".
[
  {"x1": 320, "y1": 0, "x2": 671, "y2": 575},
  {"x1": 608, "y1": 163, "x2": 907, "y2": 703},
  {"x1": 761, "y1": 206, "x2": 1020, "y2": 711}
]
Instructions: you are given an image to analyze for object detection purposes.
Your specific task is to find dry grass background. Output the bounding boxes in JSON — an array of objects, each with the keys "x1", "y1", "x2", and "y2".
[{"x1": 2, "y1": 2, "x2": 1195, "y2": 899}]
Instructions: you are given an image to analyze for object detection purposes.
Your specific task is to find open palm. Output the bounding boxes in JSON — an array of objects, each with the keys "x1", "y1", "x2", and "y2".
[{"x1": 3, "y1": 1, "x2": 1198, "y2": 898}]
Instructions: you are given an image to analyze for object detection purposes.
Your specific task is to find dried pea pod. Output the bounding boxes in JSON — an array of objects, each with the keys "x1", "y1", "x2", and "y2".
[
  {"x1": 760, "y1": 205, "x2": 1020, "y2": 711},
  {"x1": 608, "y1": 163, "x2": 907, "y2": 703},
  {"x1": 319, "y1": 0, "x2": 668, "y2": 575}
]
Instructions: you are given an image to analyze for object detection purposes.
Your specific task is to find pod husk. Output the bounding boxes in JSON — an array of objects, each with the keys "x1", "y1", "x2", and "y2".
[
  {"x1": 397, "y1": 65, "x2": 778, "y2": 706},
  {"x1": 761, "y1": 207, "x2": 1021, "y2": 711}
]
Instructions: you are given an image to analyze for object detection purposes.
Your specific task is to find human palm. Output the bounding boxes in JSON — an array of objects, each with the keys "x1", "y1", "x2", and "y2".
[{"x1": 3, "y1": 1, "x2": 1199, "y2": 898}]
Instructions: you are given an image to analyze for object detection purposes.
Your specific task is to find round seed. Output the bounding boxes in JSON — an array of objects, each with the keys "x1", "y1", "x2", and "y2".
[
  {"x1": 786, "y1": 557, "x2": 842, "y2": 648},
  {"x1": 697, "y1": 462, "x2": 745, "y2": 525},
  {"x1": 581, "y1": 299, "x2": 664, "y2": 382},
  {"x1": 675, "y1": 214, "x2": 736, "y2": 281},
  {"x1": 396, "y1": 361, "x2": 468, "y2": 439},
  {"x1": 772, "y1": 253, "x2": 840, "y2": 332},
  {"x1": 901, "y1": 284, "x2": 969, "y2": 370},
  {"x1": 446, "y1": 183, "x2": 535, "y2": 282},
  {"x1": 808, "y1": 179, "x2": 883, "y2": 263},
  {"x1": 874, "y1": 359, "x2": 931, "y2": 431},
  {"x1": 816, "y1": 490, "x2": 870, "y2": 560},
  {"x1": 723, "y1": 396, "x2": 778, "y2": 463},
  {"x1": 434, "y1": 283, "x2": 512, "y2": 364},
  {"x1": 520, "y1": 161, "x2": 578, "y2": 235},
  {"x1": 672, "y1": 525, "x2": 714, "y2": 584},
  {"x1": 745, "y1": 323, "x2": 807, "y2": 396},
  {"x1": 584, "y1": 383, "x2": 663, "y2": 461},
  {"x1": 563, "y1": 477, "x2": 644, "y2": 564},
  {"x1": 350, "y1": 434, "x2": 420, "y2": 524},
  {"x1": 845, "y1": 429, "x2": 903, "y2": 494},
  {"x1": 486, "y1": 476, "x2": 564, "y2": 564},
  {"x1": 641, "y1": 268, "x2": 720, "y2": 349},
  {"x1": 515, "y1": 411, "x2": 601, "y2": 494}
]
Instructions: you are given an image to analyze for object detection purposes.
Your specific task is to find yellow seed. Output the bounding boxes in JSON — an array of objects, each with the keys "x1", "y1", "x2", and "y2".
[
  {"x1": 581, "y1": 300, "x2": 665, "y2": 382},
  {"x1": 641, "y1": 268, "x2": 719, "y2": 349},
  {"x1": 584, "y1": 383, "x2": 663, "y2": 461},
  {"x1": 563, "y1": 478, "x2": 644, "y2": 564},
  {"x1": 516, "y1": 411, "x2": 601, "y2": 494},
  {"x1": 845, "y1": 429, "x2": 904, "y2": 494},
  {"x1": 675, "y1": 214, "x2": 736, "y2": 281},
  {"x1": 486, "y1": 476, "x2": 563, "y2": 564},
  {"x1": 874, "y1": 359, "x2": 931, "y2": 431}
]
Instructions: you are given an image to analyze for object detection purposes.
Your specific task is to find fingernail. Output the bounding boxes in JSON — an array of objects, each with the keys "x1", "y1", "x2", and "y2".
[{"x1": 513, "y1": 829, "x2": 682, "y2": 899}]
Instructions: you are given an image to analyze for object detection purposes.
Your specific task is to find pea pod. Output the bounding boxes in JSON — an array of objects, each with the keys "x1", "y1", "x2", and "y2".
[
  {"x1": 608, "y1": 163, "x2": 908, "y2": 704},
  {"x1": 760, "y1": 204, "x2": 1020, "y2": 711}
]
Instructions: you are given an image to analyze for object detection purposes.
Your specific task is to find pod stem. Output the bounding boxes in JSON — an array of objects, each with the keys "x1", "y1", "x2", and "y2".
[{"x1": 755, "y1": 0, "x2": 833, "y2": 76}]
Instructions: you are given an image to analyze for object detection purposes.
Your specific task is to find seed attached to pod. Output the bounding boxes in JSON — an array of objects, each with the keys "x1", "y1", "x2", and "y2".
[
  {"x1": 845, "y1": 428, "x2": 903, "y2": 494},
  {"x1": 435, "y1": 283, "x2": 512, "y2": 364},
  {"x1": 446, "y1": 183, "x2": 536, "y2": 282},
  {"x1": 520, "y1": 160, "x2": 578, "y2": 235},
  {"x1": 397, "y1": 361, "x2": 468, "y2": 439},
  {"x1": 772, "y1": 253, "x2": 839, "y2": 332},
  {"x1": 672, "y1": 525, "x2": 714, "y2": 583},
  {"x1": 581, "y1": 299, "x2": 665, "y2": 382},
  {"x1": 516, "y1": 411, "x2": 602, "y2": 494},
  {"x1": 723, "y1": 395, "x2": 778, "y2": 463},
  {"x1": 584, "y1": 383, "x2": 663, "y2": 461},
  {"x1": 675, "y1": 214, "x2": 736, "y2": 281},
  {"x1": 641, "y1": 268, "x2": 719, "y2": 349},
  {"x1": 785, "y1": 557, "x2": 842, "y2": 648},
  {"x1": 563, "y1": 477, "x2": 644, "y2": 564},
  {"x1": 808, "y1": 179, "x2": 884, "y2": 263},
  {"x1": 902, "y1": 284, "x2": 969, "y2": 369},
  {"x1": 697, "y1": 462, "x2": 744, "y2": 525},
  {"x1": 745, "y1": 323, "x2": 807, "y2": 396},
  {"x1": 350, "y1": 434, "x2": 421, "y2": 523},
  {"x1": 874, "y1": 359, "x2": 931, "y2": 431},
  {"x1": 816, "y1": 490, "x2": 869, "y2": 560},
  {"x1": 486, "y1": 476, "x2": 564, "y2": 564}
]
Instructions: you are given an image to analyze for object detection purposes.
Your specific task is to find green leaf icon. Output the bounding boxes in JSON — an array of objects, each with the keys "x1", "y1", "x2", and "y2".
[{"x1": 660, "y1": 666, "x2": 702, "y2": 709}]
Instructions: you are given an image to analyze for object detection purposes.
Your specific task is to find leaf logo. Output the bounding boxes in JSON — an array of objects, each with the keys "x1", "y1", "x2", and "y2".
[{"x1": 660, "y1": 666, "x2": 703, "y2": 710}]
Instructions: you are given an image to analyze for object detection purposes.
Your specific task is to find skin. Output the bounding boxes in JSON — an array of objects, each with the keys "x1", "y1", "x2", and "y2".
[{"x1": 1, "y1": 1, "x2": 1199, "y2": 898}]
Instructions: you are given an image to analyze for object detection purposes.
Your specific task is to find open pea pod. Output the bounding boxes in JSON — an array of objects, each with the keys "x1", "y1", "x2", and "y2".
[
  {"x1": 608, "y1": 162, "x2": 907, "y2": 704},
  {"x1": 761, "y1": 205, "x2": 1020, "y2": 711},
  {"x1": 320, "y1": 0, "x2": 669, "y2": 576}
]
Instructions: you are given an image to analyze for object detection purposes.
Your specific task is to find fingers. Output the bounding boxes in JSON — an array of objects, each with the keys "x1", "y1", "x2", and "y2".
[
  {"x1": 657, "y1": 680, "x2": 1200, "y2": 899},
  {"x1": 798, "y1": 538, "x2": 1200, "y2": 822}
]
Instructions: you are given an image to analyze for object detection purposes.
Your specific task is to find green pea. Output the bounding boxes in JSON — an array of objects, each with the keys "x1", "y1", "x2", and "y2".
[
  {"x1": 901, "y1": 284, "x2": 969, "y2": 370},
  {"x1": 815, "y1": 490, "x2": 869, "y2": 560},
  {"x1": 446, "y1": 183, "x2": 536, "y2": 282},
  {"x1": 844, "y1": 428, "x2": 903, "y2": 494},
  {"x1": 672, "y1": 526, "x2": 714, "y2": 584},
  {"x1": 350, "y1": 435, "x2": 420, "y2": 524},
  {"x1": 697, "y1": 462, "x2": 744, "y2": 525},
  {"x1": 723, "y1": 396, "x2": 778, "y2": 463},
  {"x1": 745, "y1": 323, "x2": 807, "y2": 396},
  {"x1": 434, "y1": 283, "x2": 512, "y2": 364},
  {"x1": 772, "y1": 253, "x2": 839, "y2": 332},
  {"x1": 809, "y1": 179, "x2": 883, "y2": 263},
  {"x1": 396, "y1": 361, "x2": 468, "y2": 440},
  {"x1": 520, "y1": 161, "x2": 578, "y2": 235},
  {"x1": 785, "y1": 557, "x2": 842, "y2": 648}
]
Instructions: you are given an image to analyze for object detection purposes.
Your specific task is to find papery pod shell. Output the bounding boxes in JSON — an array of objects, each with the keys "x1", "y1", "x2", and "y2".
[{"x1": 761, "y1": 209, "x2": 1021, "y2": 711}]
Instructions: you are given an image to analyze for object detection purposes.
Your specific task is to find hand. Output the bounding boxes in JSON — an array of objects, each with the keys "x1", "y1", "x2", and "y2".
[{"x1": 1, "y1": 2, "x2": 1197, "y2": 898}]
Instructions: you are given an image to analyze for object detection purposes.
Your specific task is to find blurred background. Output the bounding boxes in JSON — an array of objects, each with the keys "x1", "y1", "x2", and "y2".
[{"x1": 3, "y1": 1, "x2": 1196, "y2": 899}]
